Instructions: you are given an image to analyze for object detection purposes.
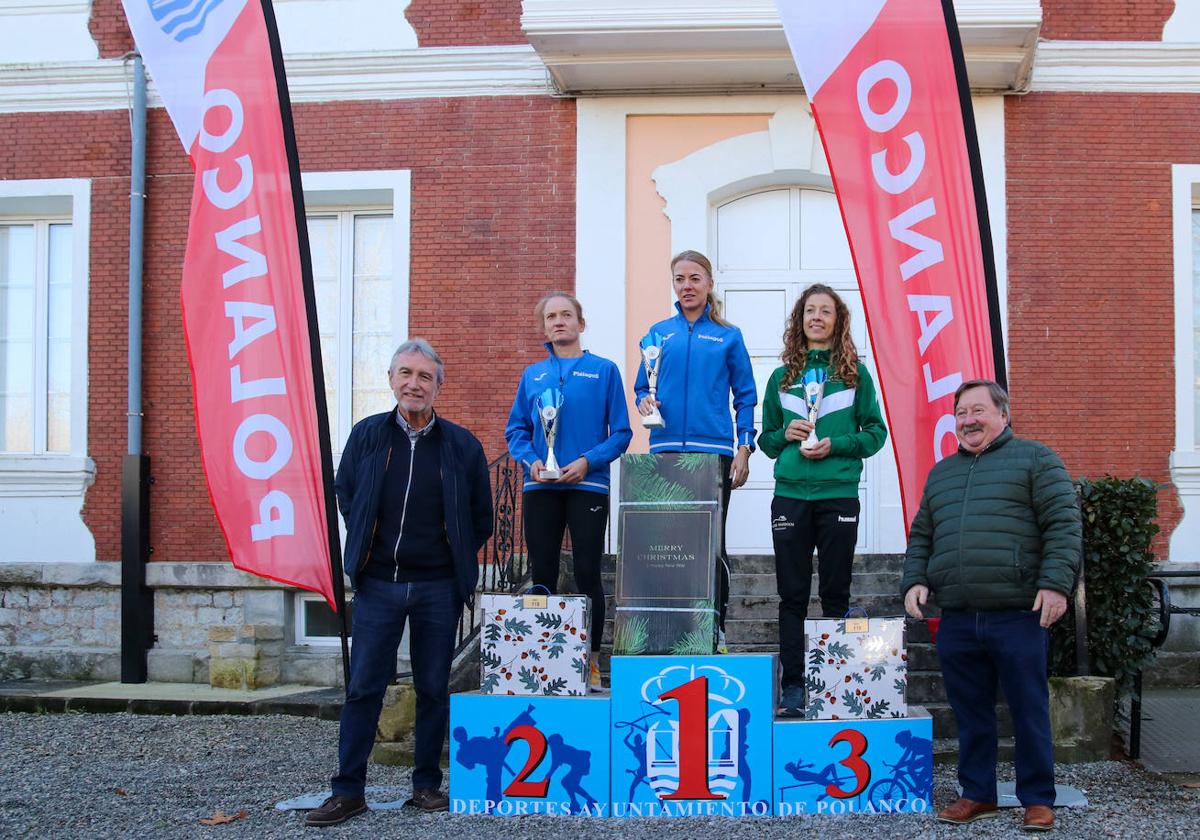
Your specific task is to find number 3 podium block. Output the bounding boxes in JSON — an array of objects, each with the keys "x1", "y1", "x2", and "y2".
[
  {"x1": 449, "y1": 693, "x2": 611, "y2": 816},
  {"x1": 609, "y1": 654, "x2": 776, "y2": 817},
  {"x1": 773, "y1": 708, "x2": 933, "y2": 816}
]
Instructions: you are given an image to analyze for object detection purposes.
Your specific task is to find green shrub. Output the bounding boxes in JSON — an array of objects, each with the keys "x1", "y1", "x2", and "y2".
[{"x1": 1049, "y1": 476, "x2": 1161, "y2": 695}]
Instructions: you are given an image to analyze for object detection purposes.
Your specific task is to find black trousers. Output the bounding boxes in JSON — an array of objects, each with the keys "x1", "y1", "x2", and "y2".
[
  {"x1": 523, "y1": 489, "x2": 609, "y2": 652},
  {"x1": 718, "y1": 455, "x2": 733, "y2": 632},
  {"x1": 771, "y1": 495, "x2": 860, "y2": 687}
]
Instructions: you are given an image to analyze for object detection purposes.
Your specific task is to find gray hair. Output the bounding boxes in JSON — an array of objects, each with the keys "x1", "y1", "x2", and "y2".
[
  {"x1": 390, "y1": 338, "x2": 444, "y2": 385},
  {"x1": 954, "y1": 378, "x2": 1009, "y2": 417}
]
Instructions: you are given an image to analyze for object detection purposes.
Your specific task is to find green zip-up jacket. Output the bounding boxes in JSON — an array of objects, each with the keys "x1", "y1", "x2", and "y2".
[
  {"x1": 757, "y1": 352, "x2": 887, "y2": 500},
  {"x1": 900, "y1": 427, "x2": 1081, "y2": 611}
]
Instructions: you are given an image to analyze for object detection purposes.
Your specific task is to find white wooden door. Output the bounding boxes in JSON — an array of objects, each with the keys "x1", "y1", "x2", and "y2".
[{"x1": 713, "y1": 187, "x2": 905, "y2": 553}]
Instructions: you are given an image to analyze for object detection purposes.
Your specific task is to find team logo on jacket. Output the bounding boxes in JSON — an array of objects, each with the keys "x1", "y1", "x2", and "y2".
[
  {"x1": 572, "y1": 370, "x2": 599, "y2": 379},
  {"x1": 533, "y1": 372, "x2": 548, "y2": 382},
  {"x1": 697, "y1": 334, "x2": 724, "y2": 344},
  {"x1": 148, "y1": 0, "x2": 228, "y2": 42}
]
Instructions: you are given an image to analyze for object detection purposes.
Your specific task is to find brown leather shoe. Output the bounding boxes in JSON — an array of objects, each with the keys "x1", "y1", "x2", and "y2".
[
  {"x1": 937, "y1": 797, "x2": 999, "y2": 824},
  {"x1": 408, "y1": 787, "x2": 449, "y2": 812},
  {"x1": 304, "y1": 794, "x2": 368, "y2": 827},
  {"x1": 1022, "y1": 804, "x2": 1055, "y2": 832}
]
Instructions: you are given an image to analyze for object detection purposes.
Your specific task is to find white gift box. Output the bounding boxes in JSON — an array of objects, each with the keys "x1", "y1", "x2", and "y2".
[
  {"x1": 478, "y1": 591, "x2": 591, "y2": 696},
  {"x1": 803, "y1": 615, "x2": 908, "y2": 720}
]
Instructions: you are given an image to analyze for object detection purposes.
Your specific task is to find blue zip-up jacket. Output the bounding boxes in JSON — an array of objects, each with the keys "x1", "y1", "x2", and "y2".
[
  {"x1": 633, "y1": 303, "x2": 758, "y2": 456},
  {"x1": 505, "y1": 345, "x2": 633, "y2": 494},
  {"x1": 335, "y1": 409, "x2": 493, "y2": 606}
]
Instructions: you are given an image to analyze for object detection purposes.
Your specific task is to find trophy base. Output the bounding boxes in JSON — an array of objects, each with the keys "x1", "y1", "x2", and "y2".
[
  {"x1": 540, "y1": 468, "x2": 561, "y2": 480},
  {"x1": 641, "y1": 413, "x2": 665, "y2": 430}
]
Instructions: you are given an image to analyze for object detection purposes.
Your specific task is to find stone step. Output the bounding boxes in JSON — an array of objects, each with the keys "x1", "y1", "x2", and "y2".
[
  {"x1": 925, "y1": 701, "x2": 1013, "y2": 740},
  {"x1": 599, "y1": 553, "x2": 905, "y2": 576},
  {"x1": 598, "y1": 572, "x2": 904, "y2": 598}
]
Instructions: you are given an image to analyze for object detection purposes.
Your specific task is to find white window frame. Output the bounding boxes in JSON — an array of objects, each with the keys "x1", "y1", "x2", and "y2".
[
  {"x1": 301, "y1": 170, "x2": 411, "y2": 459},
  {"x1": 1170, "y1": 165, "x2": 1200, "y2": 562},
  {"x1": 294, "y1": 591, "x2": 353, "y2": 646},
  {"x1": 0, "y1": 178, "x2": 91, "y2": 484}
]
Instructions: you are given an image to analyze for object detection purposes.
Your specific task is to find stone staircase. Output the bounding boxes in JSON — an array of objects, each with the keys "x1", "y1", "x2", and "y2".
[{"x1": 587, "y1": 552, "x2": 1015, "y2": 760}]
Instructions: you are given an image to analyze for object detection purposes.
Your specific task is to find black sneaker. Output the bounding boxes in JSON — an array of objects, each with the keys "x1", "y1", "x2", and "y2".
[
  {"x1": 778, "y1": 685, "x2": 805, "y2": 718},
  {"x1": 407, "y1": 788, "x2": 449, "y2": 812},
  {"x1": 304, "y1": 794, "x2": 368, "y2": 827}
]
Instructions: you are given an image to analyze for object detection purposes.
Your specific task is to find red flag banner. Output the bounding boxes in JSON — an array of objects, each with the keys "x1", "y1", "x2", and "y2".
[
  {"x1": 776, "y1": 0, "x2": 1004, "y2": 530},
  {"x1": 121, "y1": 0, "x2": 336, "y2": 606}
]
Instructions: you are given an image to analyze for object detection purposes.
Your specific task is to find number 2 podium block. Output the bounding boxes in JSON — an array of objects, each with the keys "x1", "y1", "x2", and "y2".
[
  {"x1": 773, "y1": 708, "x2": 933, "y2": 816},
  {"x1": 449, "y1": 693, "x2": 611, "y2": 816},
  {"x1": 609, "y1": 654, "x2": 777, "y2": 817}
]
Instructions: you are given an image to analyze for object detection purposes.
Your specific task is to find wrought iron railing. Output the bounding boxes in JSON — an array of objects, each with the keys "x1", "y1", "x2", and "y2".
[
  {"x1": 1128, "y1": 569, "x2": 1200, "y2": 759},
  {"x1": 452, "y1": 452, "x2": 533, "y2": 654}
]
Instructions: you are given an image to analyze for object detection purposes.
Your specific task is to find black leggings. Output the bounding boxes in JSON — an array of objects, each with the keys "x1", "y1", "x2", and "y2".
[
  {"x1": 718, "y1": 455, "x2": 733, "y2": 632},
  {"x1": 523, "y1": 489, "x2": 610, "y2": 652}
]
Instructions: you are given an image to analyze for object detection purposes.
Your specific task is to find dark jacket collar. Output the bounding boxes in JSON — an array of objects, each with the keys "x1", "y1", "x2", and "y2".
[{"x1": 958, "y1": 424, "x2": 1014, "y2": 457}]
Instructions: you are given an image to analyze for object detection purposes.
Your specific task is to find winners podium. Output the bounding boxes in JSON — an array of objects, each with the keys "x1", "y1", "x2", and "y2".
[{"x1": 450, "y1": 454, "x2": 932, "y2": 817}]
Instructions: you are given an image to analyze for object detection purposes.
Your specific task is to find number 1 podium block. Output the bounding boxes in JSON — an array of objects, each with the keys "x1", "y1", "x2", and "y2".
[
  {"x1": 609, "y1": 654, "x2": 777, "y2": 817},
  {"x1": 773, "y1": 708, "x2": 933, "y2": 816},
  {"x1": 449, "y1": 693, "x2": 611, "y2": 816}
]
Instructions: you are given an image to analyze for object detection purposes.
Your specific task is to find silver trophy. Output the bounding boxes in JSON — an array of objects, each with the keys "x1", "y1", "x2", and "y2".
[
  {"x1": 639, "y1": 332, "x2": 666, "y2": 429},
  {"x1": 800, "y1": 369, "x2": 827, "y2": 450},
  {"x1": 536, "y1": 387, "x2": 564, "y2": 479}
]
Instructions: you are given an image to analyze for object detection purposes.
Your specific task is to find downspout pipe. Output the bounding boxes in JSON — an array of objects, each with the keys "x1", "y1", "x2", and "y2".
[{"x1": 121, "y1": 53, "x2": 153, "y2": 684}]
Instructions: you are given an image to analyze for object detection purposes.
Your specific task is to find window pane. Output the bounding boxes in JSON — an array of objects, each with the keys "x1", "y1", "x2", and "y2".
[
  {"x1": 0, "y1": 225, "x2": 36, "y2": 452},
  {"x1": 308, "y1": 216, "x2": 340, "y2": 442},
  {"x1": 1194, "y1": 211, "x2": 1200, "y2": 444},
  {"x1": 302, "y1": 597, "x2": 353, "y2": 639},
  {"x1": 46, "y1": 224, "x2": 72, "y2": 451},
  {"x1": 352, "y1": 216, "x2": 393, "y2": 424}
]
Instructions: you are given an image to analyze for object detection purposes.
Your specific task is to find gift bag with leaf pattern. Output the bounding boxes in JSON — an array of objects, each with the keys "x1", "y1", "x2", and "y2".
[
  {"x1": 479, "y1": 589, "x2": 591, "y2": 696},
  {"x1": 803, "y1": 612, "x2": 907, "y2": 720}
]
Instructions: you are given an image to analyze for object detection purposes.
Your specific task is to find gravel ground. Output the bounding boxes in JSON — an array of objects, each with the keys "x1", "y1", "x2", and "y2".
[{"x1": 1, "y1": 712, "x2": 1197, "y2": 839}]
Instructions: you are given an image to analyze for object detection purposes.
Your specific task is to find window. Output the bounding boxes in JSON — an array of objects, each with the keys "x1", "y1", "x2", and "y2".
[
  {"x1": 308, "y1": 210, "x2": 396, "y2": 450},
  {"x1": 0, "y1": 178, "x2": 94, "y2": 563},
  {"x1": 1193, "y1": 207, "x2": 1200, "y2": 444},
  {"x1": 0, "y1": 219, "x2": 73, "y2": 453},
  {"x1": 301, "y1": 171, "x2": 411, "y2": 455},
  {"x1": 295, "y1": 592, "x2": 354, "y2": 646}
]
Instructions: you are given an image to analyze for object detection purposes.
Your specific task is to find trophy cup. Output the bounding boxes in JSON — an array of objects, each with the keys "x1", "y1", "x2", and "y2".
[
  {"x1": 800, "y1": 368, "x2": 827, "y2": 450},
  {"x1": 536, "y1": 387, "x2": 565, "y2": 479},
  {"x1": 639, "y1": 332, "x2": 666, "y2": 429}
]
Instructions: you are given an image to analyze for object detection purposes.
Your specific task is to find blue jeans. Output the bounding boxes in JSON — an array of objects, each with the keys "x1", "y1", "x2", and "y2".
[
  {"x1": 937, "y1": 609, "x2": 1055, "y2": 807},
  {"x1": 332, "y1": 575, "x2": 461, "y2": 797}
]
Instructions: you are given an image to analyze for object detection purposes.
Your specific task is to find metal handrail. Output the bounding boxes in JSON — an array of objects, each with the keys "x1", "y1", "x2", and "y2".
[
  {"x1": 452, "y1": 452, "x2": 536, "y2": 655},
  {"x1": 1129, "y1": 570, "x2": 1199, "y2": 760}
]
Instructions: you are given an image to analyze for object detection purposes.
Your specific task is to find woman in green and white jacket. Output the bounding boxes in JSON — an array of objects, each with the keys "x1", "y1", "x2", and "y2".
[{"x1": 758, "y1": 283, "x2": 887, "y2": 715}]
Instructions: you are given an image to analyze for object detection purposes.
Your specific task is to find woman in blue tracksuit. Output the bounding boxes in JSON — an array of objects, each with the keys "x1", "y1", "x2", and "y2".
[
  {"x1": 506, "y1": 291, "x2": 632, "y2": 689},
  {"x1": 633, "y1": 250, "x2": 758, "y2": 651}
]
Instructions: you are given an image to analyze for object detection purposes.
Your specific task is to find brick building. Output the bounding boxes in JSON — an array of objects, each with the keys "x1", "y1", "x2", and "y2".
[{"x1": 0, "y1": 1, "x2": 1197, "y2": 685}]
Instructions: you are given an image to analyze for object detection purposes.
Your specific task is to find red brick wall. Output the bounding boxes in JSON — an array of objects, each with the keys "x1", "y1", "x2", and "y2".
[
  {"x1": 88, "y1": 0, "x2": 134, "y2": 58},
  {"x1": 1, "y1": 97, "x2": 574, "y2": 563},
  {"x1": 1005, "y1": 92, "x2": 1194, "y2": 550},
  {"x1": 1041, "y1": 1, "x2": 1175, "y2": 41},
  {"x1": 405, "y1": 0, "x2": 526, "y2": 47}
]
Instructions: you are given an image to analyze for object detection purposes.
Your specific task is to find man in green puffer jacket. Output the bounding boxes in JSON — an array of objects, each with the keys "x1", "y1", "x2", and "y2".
[{"x1": 901, "y1": 380, "x2": 1080, "y2": 834}]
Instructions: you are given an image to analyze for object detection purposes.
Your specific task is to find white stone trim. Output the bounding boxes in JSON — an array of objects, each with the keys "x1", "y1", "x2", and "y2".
[
  {"x1": 523, "y1": 0, "x2": 1041, "y2": 93},
  {"x1": 1170, "y1": 164, "x2": 1200, "y2": 563},
  {"x1": 0, "y1": 1, "x2": 95, "y2": 64},
  {"x1": 0, "y1": 46, "x2": 553, "y2": 114},
  {"x1": 1032, "y1": 41, "x2": 1200, "y2": 93},
  {"x1": 0, "y1": 456, "x2": 95, "y2": 498}
]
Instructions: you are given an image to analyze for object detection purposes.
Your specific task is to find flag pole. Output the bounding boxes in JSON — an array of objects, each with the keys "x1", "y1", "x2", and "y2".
[
  {"x1": 940, "y1": 0, "x2": 1007, "y2": 389},
  {"x1": 258, "y1": 0, "x2": 350, "y2": 688}
]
